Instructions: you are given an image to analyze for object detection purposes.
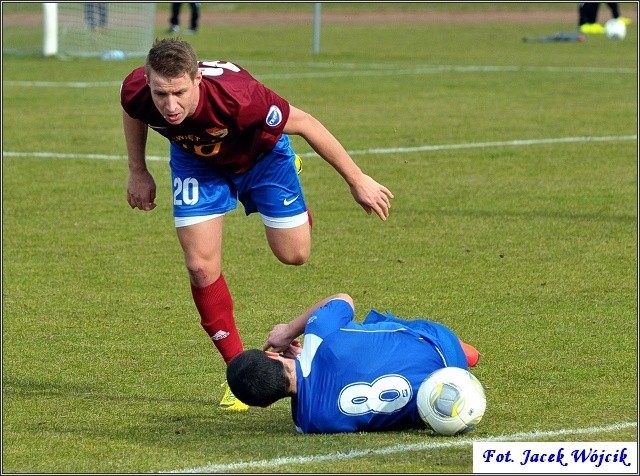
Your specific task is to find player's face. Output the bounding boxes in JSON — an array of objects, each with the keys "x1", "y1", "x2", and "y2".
[{"x1": 146, "y1": 69, "x2": 202, "y2": 125}]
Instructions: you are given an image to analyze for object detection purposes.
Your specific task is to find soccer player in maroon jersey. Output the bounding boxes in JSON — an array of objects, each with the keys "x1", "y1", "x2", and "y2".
[{"x1": 120, "y1": 38, "x2": 394, "y2": 410}]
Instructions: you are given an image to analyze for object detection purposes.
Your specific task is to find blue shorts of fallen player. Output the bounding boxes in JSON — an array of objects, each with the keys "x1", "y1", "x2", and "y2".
[
  {"x1": 169, "y1": 134, "x2": 308, "y2": 229},
  {"x1": 364, "y1": 309, "x2": 469, "y2": 369}
]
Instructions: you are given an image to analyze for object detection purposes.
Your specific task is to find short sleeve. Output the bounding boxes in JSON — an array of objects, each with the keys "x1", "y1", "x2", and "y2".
[{"x1": 304, "y1": 298, "x2": 354, "y2": 339}]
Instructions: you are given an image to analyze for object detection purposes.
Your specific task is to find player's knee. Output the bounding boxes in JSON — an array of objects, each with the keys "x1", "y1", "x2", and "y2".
[
  {"x1": 275, "y1": 246, "x2": 310, "y2": 266},
  {"x1": 185, "y1": 260, "x2": 220, "y2": 287},
  {"x1": 265, "y1": 224, "x2": 311, "y2": 265}
]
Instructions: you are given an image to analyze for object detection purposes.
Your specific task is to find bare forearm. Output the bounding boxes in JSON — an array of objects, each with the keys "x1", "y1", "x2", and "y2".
[
  {"x1": 283, "y1": 105, "x2": 394, "y2": 221},
  {"x1": 263, "y1": 293, "x2": 354, "y2": 352},
  {"x1": 300, "y1": 122, "x2": 362, "y2": 185},
  {"x1": 283, "y1": 106, "x2": 363, "y2": 185},
  {"x1": 123, "y1": 109, "x2": 156, "y2": 211},
  {"x1": 122, "y1": 110, "x2": 149, "y2": 173}
]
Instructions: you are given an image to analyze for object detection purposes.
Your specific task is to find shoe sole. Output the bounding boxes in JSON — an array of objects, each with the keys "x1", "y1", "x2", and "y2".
[{"x1": 220, "y1": 404, "x2": 249, "y2": 411}]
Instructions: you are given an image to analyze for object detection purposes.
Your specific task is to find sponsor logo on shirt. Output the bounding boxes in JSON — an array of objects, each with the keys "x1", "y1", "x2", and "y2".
[
  {"x1": 266, "y1": 105, "x2": 283, "y2": 127},
  {"x1": 206, "y1": 127, "x2": 228, "y2": 138}
]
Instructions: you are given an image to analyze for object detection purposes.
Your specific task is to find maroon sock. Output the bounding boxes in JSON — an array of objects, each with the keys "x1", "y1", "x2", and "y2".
[{"x1": 190, "y1": 274, "x2": 243, "y2": 364}]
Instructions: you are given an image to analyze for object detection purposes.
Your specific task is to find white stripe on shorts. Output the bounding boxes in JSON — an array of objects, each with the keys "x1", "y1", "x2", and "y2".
[
  {"x1": 174, "y1": 213, "x2": 224, "y2": 228},
  {"x1": 261, "y1": 211, "x2": 308, "y2": 229}
]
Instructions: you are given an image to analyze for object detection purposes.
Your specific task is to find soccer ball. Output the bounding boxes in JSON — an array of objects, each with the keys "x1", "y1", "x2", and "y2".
[
  {"x1": 417, "y1": 366, "x2": 486, "y2": 436},
  {"x1": 605, "y1": 18, "x2": 626, "y2": 40}
]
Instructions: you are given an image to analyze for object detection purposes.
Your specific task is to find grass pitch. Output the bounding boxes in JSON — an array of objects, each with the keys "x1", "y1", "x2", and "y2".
[{"x1": 2, "y1": 3, "x2": 637, "y2": 473}]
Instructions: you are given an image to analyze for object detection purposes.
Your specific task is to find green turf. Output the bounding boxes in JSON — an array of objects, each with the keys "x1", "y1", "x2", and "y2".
[{"x1": 2, "y1": 3, "x2": 638, "y2": 473}]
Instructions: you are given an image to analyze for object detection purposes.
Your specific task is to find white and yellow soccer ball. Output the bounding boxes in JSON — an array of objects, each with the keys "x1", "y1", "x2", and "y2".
[
  {"x1": 605, "y1": 18, "x2": 627, "y2": 40},
  {"x1": 417, "y1": 366, "x2": 486, "y2": 436}
]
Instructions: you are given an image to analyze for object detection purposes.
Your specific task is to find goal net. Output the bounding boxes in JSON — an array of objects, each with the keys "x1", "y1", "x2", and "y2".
[
  {"x1": 2, "y1": 3, "x2": 156, "y2": 58},
  {"x1": 57, "y1": 2, "x2": 156, "y2": 58},
  {"x1": 3, "y1": 3, "x2": 46, "y2": 57}
]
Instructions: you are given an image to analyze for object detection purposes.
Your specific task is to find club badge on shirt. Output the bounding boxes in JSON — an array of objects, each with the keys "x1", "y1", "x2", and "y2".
[
  {"x1": 206, "y1": 127, "x2": 228, "y2": 138},
  {"x1": 266, "y1": 105, "x2": 283, "y2": 127}
]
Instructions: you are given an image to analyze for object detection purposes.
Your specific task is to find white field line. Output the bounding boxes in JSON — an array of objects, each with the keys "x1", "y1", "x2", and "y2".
[
  {"x1": 164, "y1": 421, "x2": 637, "y2": 473},
  {"x1": 2, "y1": 135, "x2": 637, "y2": 163},
  {"x1": 2, "y1": 64, "x2": 635, "y2": 88}
]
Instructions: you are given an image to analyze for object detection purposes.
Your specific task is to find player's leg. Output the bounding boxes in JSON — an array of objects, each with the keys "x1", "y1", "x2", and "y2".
[
  {"x1": 428, "y1": 322, "x2": 473, "y2": 369},
  {"x1": 578, "y1": 3, "x2": 589, "y2": 26},
  {"x1": 84, "y1": 3, "x2": 96, "y2": 30},
  {"x1": 189, "y1": 2, "x2": 200, "y2": 31},
  {"x1": 178, "y1": 223, "x2": 247, "y2": 411},
  {"x1": 606, "y1": 2, "x2": 620, "y2": 19},
  {"x1": 170, "y1": 144, "x2": 242, "y2": 364},
  {"x1": 585, "y1": 2, "x2": 600, "y2": 23},
  {"x1": 579, "y1": 2, "x2": 605, "y2": 33},
  {"x1": 263, "y1": 184, "x2": 311, "y2": 266},
  {"x1": 363, "y1": 310, "x2": 479, "y2": 367},
  {"x1": 169, "y1": 3, "x2": 181, "y2": 32},
  {"x1": 175, "y1": 217, "x2": 243, "y2": 364},
  {"x1": 458, "y1": 339, "x2": 480, "y2": 367},
  {"x1": 98, "y1": 3, "x2": 107, "y2": 28},
  {"x1": 409, "y1": 318, "x2": 478, "y2": 368},
  {"x1": 605, "y1": 3, "x2": 631, "y2": 27},
  {"x1": 236, "y1": 135, "x2": 312, "y2": 265},
  {"x1": 264, "y1": 221, "x2": 311, "y2": 265}
]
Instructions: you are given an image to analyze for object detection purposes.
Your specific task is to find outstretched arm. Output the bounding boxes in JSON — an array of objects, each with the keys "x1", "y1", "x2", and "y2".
[
  {"x1": 283, "y1": 105, "x2": 394, "y2": 221},
  {"x1": 123, "y1": 110, "x2": 156, "y2": 211},
  {"x1": 263, "y1": 293, "x2": 354, "y2": 354}
]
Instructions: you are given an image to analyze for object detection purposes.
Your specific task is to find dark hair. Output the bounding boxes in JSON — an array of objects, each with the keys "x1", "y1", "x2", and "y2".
[
  {"x1": 145, "y1": 38, "x2": 198, "y2": 80},
  {"x1": 226, "y1": 349, "x2": 290, "y2": 407}
]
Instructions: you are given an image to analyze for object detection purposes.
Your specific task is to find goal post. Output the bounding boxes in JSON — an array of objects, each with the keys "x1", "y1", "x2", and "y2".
[
  {"x1": 42, "y1": 2, "x2": 156, "y2": 58},
  {"x1": 43, "y1": 3, "x2": 58, "y2": 56},
  {"x1": 312, "y1": 2, "x2": 321, "y2": 54}
]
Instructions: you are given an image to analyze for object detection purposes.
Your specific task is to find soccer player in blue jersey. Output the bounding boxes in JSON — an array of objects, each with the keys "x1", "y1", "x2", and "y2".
[{"x1": 226, "y1": 293, "x2": 480, "y2": 434}]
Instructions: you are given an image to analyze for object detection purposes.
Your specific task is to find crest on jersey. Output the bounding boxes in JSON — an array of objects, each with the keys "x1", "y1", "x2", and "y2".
[
  {"x1": 266, "y1": 105, "x2": 283, "y2": 127},
  {"x1": 206, "y1": 127, "x2": 228, "y2": 138}
]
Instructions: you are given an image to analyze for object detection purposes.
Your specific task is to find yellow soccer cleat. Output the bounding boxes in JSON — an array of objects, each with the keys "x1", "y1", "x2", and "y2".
[
  {"x1": 580, "y1": 23, "x2": 606, "y2": 34},
  {"x1": 294, "y1": 154, "x2": 302, "y2": 174},
  {"x1": 219, "y1": 382, "x2": 249, "y2": 411},
  {"x1": 619, "y1": 17, "x2": 632, "y2": 26}
]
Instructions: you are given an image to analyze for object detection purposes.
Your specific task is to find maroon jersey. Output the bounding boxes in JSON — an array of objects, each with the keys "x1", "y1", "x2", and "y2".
[{"x1": 121, "y1": 60, "x2": 290, "y2": 174}]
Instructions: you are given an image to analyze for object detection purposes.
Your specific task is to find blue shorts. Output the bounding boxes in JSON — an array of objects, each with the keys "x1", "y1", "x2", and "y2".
[
  {"x1": 363, "y1": 310, "x2": 469, "y2": 369},
  {"x1": 169, "y1": 134, "x2": 307, "y2": 228}
]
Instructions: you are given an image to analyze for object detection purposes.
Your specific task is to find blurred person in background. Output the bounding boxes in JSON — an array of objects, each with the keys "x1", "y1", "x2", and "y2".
[
  {"x1": 84, "y1": 2, "x2": 108, "y2": 33},
  {"x1": 578, "y1": 2, "x2": 631, "y2": 34},
  {"x1": 169, "y1": 3, "x2": 200, "y2": 34}
]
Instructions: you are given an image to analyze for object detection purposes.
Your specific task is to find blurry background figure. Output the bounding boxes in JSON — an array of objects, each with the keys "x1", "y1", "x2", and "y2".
[
  {"x1": 578, "y1": 2, "x2": 631, "y2": 34},
  {"x1": 84, "y1": 2, "x2": 108, "y2": 33},
  {"x1": 169, "y1": 3, "x2": 200, "y2": 35}
]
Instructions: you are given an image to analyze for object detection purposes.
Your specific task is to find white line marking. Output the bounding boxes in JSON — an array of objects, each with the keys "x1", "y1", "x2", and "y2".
[
  {"x1": 164, "y1": 421, "x2": 637, "y2": 473},
  {"x1": 2, "y1": 135, "x2": 636, "y2": 162},
  {"x1": 257, "y1": 65, "x2": 635, "y2": 80},
  {"x1": 2, "y1": 65, "x2": 634, "y2": 88},
  {"x1": 2, "y1": 80, "x2": 124, "y2": 88},
  {"x1": 1, "y1": 151, "x2": 166, "y2": 161},
  {"x1": 338, "y1": 134, "x2": 639, "y2": 158}
]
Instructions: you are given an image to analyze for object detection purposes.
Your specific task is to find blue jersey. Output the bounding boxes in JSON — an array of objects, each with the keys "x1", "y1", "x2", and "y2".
[{"x1": 292, "y1": 298, "x2": 468, "y2": 434}]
